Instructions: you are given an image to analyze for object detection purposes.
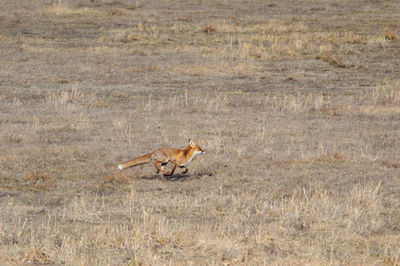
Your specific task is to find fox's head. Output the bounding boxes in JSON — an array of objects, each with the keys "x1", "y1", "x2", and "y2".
[{"x1": 189, "y1": 139, "x2": 205, "y2": 154}]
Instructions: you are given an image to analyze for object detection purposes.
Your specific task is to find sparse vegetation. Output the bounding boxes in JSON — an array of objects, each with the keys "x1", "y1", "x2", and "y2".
[
  {"x1": 383, "y1": 30, "x2": 398, "y2": 41},
  {"x1": 1, "y1": 0, "x2": 400, "y2": 265}
]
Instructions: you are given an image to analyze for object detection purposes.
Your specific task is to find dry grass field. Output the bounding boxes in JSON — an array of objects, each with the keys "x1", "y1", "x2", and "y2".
[{"x1": 1, "y1": 0, "x2": 400, "y2": 264}]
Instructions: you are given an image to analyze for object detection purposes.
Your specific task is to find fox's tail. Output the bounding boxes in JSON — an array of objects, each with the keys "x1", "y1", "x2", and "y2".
[{"x1": 118, "y1": 153, "x2": 152, "y2": 170}]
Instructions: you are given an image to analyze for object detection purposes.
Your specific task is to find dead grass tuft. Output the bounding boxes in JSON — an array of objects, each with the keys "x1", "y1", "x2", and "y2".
[
  {"x1": 370, "y1": 81, "x2": 400, "y2": 105},
  {"x1": 22, "y1": 170, "x2": 54, "y2": 191},
  {"x1": 358, "y1": 80, "x2": 400, "y2": 114},
  {"x1": 5, "y1": 135, "x2": 23, "y2": 144},
  {"x1": 24, "y1": 170, "x2": 51, "y2": 183},
  {"x1": 201, "y1": 24, "x2": 217, "y2": 33},
  {"x1": 316, "y1": 52, "x2": 346, "y2": 68},
  {"x1": 381, "y1": 255, "x2": 400, "y2": 266},
  {"x1": 102, "y1": 171, "x2": 130, "y2": 185},
  {"x1": 48, "y1": 83, "x2": 97, "y2": 110},
  {"x1": 382, "y1": 161, "x2": 399, "y2": 169},
  {"x1": 44, "y1": 2, "x2": 101, "y2": 17},
  {"x1": 265, "y1": 92, "x2": 335, "y2": 114},
  {"x1": 111, "y1": 30, "x2": 140, "y2": 43},
  {"x1": 382, "y1": 30, "x2": 398, "y2": 41},
  {"x1": 20, "y1": 248, "x2": 56, "y2": 265},
  {"x1": 106, "y1": 8, "x2": 125, "y2": 16}
]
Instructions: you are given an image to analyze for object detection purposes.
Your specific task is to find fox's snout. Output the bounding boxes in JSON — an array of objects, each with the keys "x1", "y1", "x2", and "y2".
[{"x1": 196, "y1": 149, "x2": 205, "y2": 155}]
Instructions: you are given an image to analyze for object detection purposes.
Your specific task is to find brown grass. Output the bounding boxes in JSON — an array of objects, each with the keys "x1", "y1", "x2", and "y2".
[
  {"x1": 1, "y1": 0, "x2": 400, "y2": 264},
  {"x1": 383, "y1": 30, "x2": 398, "y2": 41},
  {"x1": 316, "y1": 52, "x2": 347, "y2": 68}
]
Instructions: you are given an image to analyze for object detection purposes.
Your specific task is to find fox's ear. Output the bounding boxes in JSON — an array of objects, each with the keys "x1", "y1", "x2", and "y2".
[{"x1": 189, "y1": 139, "x2": 195, "y2": 147}]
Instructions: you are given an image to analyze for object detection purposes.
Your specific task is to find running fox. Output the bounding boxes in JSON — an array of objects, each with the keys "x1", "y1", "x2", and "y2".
[{"x1": 117, "y1": 139, "x2": 205, "y2": 176}]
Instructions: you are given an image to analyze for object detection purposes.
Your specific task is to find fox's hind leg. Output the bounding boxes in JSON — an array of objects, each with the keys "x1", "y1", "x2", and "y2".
[
  {"x1": 153, "y1": 161, "x2": 161, "y2": 173},
  {"x1": 154, "y1": 159, "x2": 171, "y2": 175},
  {"x1": 152, "y1": 151, "x2": 171, "y2": 175},
  {"x1": 162, "y1": 163, "x2": 176, "y2": 176}
]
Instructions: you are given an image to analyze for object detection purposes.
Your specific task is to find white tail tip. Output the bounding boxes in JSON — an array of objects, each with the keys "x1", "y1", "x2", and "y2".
[{"x1": 118, "y1": 164, "x2": 123, "y2": 170}]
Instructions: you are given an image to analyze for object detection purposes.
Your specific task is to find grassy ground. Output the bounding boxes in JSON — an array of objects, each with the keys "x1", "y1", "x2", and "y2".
[{"x1": 1, "y1": 0, "x2": 400, "y2": 264}]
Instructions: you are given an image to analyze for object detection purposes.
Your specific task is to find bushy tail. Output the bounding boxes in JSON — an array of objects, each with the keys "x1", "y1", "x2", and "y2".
[{"x1": 118, "y1": 153, "x2": 152, "y2": 170}]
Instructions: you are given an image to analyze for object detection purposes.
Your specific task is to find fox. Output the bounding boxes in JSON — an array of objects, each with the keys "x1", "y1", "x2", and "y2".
[{"x1": 117, "y1": 139, "x2": 205, "y2": 176}]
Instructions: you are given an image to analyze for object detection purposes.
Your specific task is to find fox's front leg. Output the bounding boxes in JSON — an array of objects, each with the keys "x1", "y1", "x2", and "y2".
[{"x1": 179, "y1": 166, "x2": 188, "y2": 174}]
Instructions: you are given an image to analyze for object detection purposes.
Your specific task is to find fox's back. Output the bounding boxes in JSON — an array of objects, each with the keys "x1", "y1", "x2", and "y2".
[
  {"x1": 156, "y1": 147, "x2": 183, "y2": 160},
  {"x1": 151, "y1": 147, "x2": 181, "y2": 162}
]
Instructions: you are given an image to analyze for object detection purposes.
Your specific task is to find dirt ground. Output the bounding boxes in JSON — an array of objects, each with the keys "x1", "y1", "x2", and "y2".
[{"x1": 1, "y1": 0, "x2": 400, "y2": 264}]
